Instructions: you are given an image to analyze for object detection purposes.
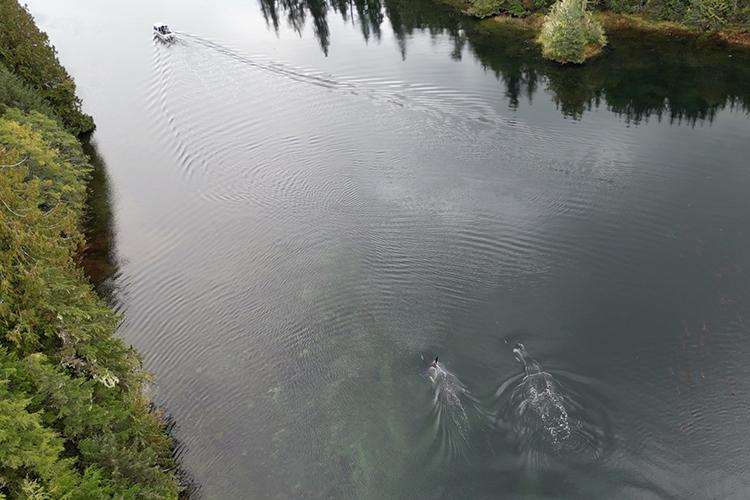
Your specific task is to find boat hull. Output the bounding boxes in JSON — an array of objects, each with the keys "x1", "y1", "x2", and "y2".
[{"x1": 154, "y1": 32, "x2": 175, "y2": 43}]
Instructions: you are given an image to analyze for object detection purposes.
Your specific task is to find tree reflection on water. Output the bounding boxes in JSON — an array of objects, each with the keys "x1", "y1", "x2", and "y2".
[{"x1": 257, "y1": 0, "x2": 750, "y2": 124}]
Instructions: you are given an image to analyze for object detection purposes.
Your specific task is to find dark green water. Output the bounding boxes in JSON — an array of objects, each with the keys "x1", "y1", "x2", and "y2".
[{"x1": 27, "y1": 0, "x2": 750, "y2": 498}]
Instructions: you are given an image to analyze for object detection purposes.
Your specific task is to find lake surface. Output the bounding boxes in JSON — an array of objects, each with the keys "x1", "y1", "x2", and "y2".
[{"x1": 27, "y1": 1, "x2": 750, "y2": 498}]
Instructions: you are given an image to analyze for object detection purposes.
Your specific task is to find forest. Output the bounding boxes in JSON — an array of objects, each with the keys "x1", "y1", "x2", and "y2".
[
  {"x1": 0, "y1": 0, "x2": 180, "y2": 497},
  {"x1": 465, "y1": 0, "x2": 750, "y2": 29}
]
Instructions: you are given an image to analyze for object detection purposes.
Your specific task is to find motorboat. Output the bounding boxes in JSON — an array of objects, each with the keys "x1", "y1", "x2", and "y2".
[{"x1": 153, "y1": 22, "x2": 175, "y2": 42}]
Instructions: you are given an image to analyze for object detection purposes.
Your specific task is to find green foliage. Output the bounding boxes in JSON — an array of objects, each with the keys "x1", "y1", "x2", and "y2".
[
  {"x1": 464, "y1": 0, "x2": 750, "y2": 28},
  {"x1": 686, "y1": 0, "x2": 731, "y2": 28},
  {"x1": 467, "y1": 0, "x2": 506, "y2": 17},
  {"x1": 0, "y1": 0, "x2": 94, "y2": 134},
  {"x1": 0, "y1": 377, "x2": 72, "y2": 496},
  {"x1": 601, "y1": 0, "x2": 750, "y2": 28},
  {"x1": 539, "y1": 0, "x2": 607, "y2": 63},
  {"x1": 0, "y1": 110, "x2": 180, "y2": 498},
  {"x1": 0, "y1": 348, "x2": 121, "y2": 498},
  {"x1": 0, "y1": 63, "x2": 60, "y2": 123},
  {"x1": 0, "y1": 9, "x2": 178, "y2": 494},
  {"x1": 467, "y1": 0, "x2": 556, "y2": 17},
  {"x1": 0, "y1": 108, "x2": 90, "y2": 208}
]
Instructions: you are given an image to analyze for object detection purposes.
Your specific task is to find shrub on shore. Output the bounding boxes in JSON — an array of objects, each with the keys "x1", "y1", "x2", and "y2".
[
  {"x1": 602, "y1": 0, "x2": 750, "y2": 30},
  {"x1": 538, "y1": 0, "x2": 607, "y2": 63},
  {"x1": 463, "y1": 0, "x2": 750, "y2": 29},
  {"x1": 468, "y1": 0, "x2": 519, "y2": 18}
]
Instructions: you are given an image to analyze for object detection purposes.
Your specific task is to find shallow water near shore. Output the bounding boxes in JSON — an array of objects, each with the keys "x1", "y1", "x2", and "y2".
[{"x1": 26, "y1": 0, "x2": 750, "y2": 498}]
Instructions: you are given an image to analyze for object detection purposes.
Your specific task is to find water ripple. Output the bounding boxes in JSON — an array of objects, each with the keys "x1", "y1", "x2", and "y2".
[{"x1": 493, "y1": 343, "x2": 614, "y2": 467}]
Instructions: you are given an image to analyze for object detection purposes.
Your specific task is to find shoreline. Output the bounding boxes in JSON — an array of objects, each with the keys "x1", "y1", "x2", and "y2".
[
  {"x1": 439, "y1": 0, "x2": 750, "y2": 49},
  {"x1": 0, "y1": 1, "x2": 182, "y2": 496}
]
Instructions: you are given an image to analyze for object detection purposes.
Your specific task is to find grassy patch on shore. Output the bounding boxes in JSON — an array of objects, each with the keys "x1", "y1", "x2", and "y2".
[
  {"x1": 439, "y1": 0, "x2": 750, "y2": 50},
  {"x1": 596, "y1": 11, "x2": 750, "y2": 46}
]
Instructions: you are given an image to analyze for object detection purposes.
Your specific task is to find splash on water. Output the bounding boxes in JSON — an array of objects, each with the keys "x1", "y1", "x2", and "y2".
[
  {"x1": 496, "y1": 344, "x2": 611, "y2": 466},
  {"x1": 424, "y1": 356, "x2": 475, "y2": 461},
  {"x1": 511, "y1": 344, "x2": 571, "y2": 448}
]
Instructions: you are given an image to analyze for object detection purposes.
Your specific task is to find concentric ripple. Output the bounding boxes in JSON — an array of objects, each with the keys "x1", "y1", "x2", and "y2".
[{"x1": 44, "y1": 3, "x2": 749, "y2": 497}]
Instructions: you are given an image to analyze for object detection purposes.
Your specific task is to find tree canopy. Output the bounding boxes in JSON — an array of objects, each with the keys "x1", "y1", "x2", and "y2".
[
  {"x1": 0, "y1": 0, "x2": 94, "y2": 134},
  {"x1": 0, "y1": 108, "x2": 180, "y2": 498}
]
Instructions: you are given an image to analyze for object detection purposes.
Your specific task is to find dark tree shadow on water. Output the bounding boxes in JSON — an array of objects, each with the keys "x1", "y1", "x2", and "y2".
[
  {"x1": 77, "y1": 144, "x2": 202, "y2": 498},
  {"x1": 78, "y1": 138, "x2": 119, "y2": 300},
  {"x1": 256, "y1": 0, "x2": 750, "y2": 125}
]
